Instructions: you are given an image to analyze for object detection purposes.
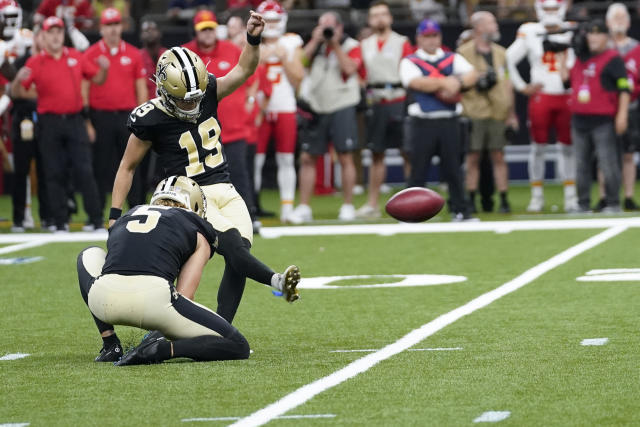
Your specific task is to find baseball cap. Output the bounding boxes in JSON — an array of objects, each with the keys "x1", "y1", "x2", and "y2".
[
  {"x1": 417, "y1": 19, "x2": 441, "y2": 36},
  {"x1": 194, "y1": 10, "x2": 218, "y2": 31},
  {"x1": 585, "y1": 18, "x2": 606, "y2": 34},
  {"x1": 101, "y1": 7, "x2": 122, "y2": 25},
  {"x1": 42, "y1": 16, "x2": 64, "y2": 31}
]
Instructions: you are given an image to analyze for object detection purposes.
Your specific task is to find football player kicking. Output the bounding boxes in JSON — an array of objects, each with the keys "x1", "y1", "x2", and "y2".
[
  {"x1": 506, "y1": 0, "x2": 578, "y2": 212},
  {"x1": 78, "y1": 176, "x2": 300, "y2": 365},
  {"x1": 110, "y1": 12, "x2": 296, "y2": 325}
]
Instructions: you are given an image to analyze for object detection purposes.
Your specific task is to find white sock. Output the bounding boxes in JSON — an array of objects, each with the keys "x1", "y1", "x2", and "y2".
[
  {"x1": 557, "y1": 143, "x2": 576, "y2": 184},
  {"x1": 528, "y1": 143, "x2": 546, "y2": 184},
  {"x1": 254, "y1": 153, "x2": 266, "y2": 193},
  {"x1": 276, "y1": 152, "x2": 296, "y2": 203},
  {"x1": 271, "y1": 273, "x2": 282, "y2": 290}
]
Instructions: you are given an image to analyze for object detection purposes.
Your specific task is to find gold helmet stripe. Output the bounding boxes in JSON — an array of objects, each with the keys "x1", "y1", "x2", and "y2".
[{"x1": 170, "y1": 47, "x2": 198, "y2": 93}]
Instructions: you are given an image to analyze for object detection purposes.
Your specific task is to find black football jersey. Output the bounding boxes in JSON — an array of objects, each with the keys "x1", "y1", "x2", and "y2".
[
  {"x1": 127, "y1": 74, "x2": 230, "y2": 186},
  {"x1": 102, "y1": 205, "x2": 218, "y2": 283}
]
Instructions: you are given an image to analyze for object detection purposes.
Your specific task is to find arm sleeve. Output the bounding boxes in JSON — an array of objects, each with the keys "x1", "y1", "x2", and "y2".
[
  {"x1": 127, "y1": 109, "x2": 154, "y2": 141},
  {"x1": 347, "y1": 45, "x2": 366, "y2": 79},
  {"x1": 399, "y1": 57, "x2": 422, "y2": 88},
  {"x1": 81, "y1": 51, "x2": 100, "y2": 79},
  {"x1": 505, "y1": 27, "x2": 529, "y2": 92},
  {"x1": 453, "y1": 53, "x2": 474, "y2": 75},
  {"x1": 602, "y1": 56, "x2": 631, "y2": 92}
]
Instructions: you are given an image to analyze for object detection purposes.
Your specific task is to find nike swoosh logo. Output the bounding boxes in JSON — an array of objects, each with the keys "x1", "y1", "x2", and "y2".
[{"x1": 130, "y1": 115, "x2": 137, "y2": 122}]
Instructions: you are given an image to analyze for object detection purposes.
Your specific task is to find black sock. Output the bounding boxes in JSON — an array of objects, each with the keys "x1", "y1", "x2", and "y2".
[
  {"x1": 172, "y1": 333, "x2": 249, "y2": 361},
  {"x1": 102, "y1": 333, "x2": 120, "y2": 348},
  {"x1": 217, "y1": 263, "x2": 246, "y2": 323},
  {"x1": 157, "y1": 340, "x2": 172, "y2": 361},
  {"x1": 500, "y1": 192, "x2": 508, "y2": 203},
  {"x1": 469, "y1": 191, "x2": 476, "y2": 202}
]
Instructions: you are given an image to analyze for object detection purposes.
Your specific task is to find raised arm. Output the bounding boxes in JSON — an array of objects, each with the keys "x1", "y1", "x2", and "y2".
[{"x1": 217, "y1": 11, "x2": 265, "y2": 101}]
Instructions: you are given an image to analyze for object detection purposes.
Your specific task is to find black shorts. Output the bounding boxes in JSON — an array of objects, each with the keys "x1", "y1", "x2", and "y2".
[
  {"x1": 299, "y1": 106, "x2": 358, "y2": 155},
  {"x1": 365, "y1": 101, "x2": 405, "y2": 153}
]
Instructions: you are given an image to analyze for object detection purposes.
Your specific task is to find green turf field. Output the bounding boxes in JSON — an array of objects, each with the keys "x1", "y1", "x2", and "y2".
[{"x1": 1, "y1": 190, "x2": 640, "y2": 426}]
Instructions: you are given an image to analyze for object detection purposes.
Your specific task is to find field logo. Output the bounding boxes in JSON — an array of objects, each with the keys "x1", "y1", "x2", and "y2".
[
  {"x1": 0, "y1": 256, "x2": 44, "y2": 265},
  {"x1": 298, "y1": 274, "x2": 467, "y2": 289},
  {"x1": 577, "y1": 268, "x2": 640, "y2": 282}
]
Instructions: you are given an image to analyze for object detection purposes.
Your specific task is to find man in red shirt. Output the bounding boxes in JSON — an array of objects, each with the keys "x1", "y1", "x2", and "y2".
[
  {"x1": 13, "y1": 16, "x2": 107, "y2": 232},
  {"x1": 183, "y1": 10, "x2": 258, "y2": 229},
  {"x1": 82, "y1": 8, "x2": 148, "y2": 221},
  {"x1": 34, "y1": 0, "x2": 94, "y2": 30}
]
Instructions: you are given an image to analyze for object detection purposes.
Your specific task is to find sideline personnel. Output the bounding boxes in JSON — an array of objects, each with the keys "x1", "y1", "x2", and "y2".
[
  {"x1": 82, "y1": 7, "x2": 148, "y2": 218},
  {"x1": 13, "y1": 16, "x2": 107, "y2": 231}
]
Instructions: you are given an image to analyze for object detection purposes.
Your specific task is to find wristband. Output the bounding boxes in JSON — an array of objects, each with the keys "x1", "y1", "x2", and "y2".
[
  {"x1": 247, "y1": 32, "x2": 261, "y2": 46},
  {"x1": 109, "y1": 207, "x2": 122, "y2": 221},
  {"x1": 82, "y1": 106, "x2": 90, "y2": 119}
]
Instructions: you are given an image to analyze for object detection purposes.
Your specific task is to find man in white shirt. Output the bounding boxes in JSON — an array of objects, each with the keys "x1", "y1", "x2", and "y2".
[{"x1": 399, "y1": 19, "x2": 477, "y2": 221}]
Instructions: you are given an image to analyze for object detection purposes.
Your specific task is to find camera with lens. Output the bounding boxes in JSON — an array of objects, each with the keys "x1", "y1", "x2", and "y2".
[
  {"x1": 476, "y1": 68, "x2": 497, "y2": 91},
  {"x1": 323, "y1": 27, "x2": 335, "y2": 40},
  {"x1": 542, "y1": 38, "x2": 571, "y2": 53}
]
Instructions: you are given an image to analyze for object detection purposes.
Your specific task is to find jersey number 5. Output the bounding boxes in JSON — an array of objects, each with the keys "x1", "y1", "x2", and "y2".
[
  {"x1": 126, "y1": 205, "x2": 170, "y2": 233},
  {"x1": 178, "y1": 117, "x2": 224, "y2": 177}
]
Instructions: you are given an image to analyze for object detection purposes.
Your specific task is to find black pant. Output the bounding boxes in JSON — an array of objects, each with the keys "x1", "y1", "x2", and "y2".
[
  {"x1": 90, "y1": 110, "x2": 145, "y2": 211},
  {"x1": 225, "y1": 139, "x2": 256, "y2": 218},
  {"x1": 38, "y1": 114, "x2": 102, "y2": 228},
  {"x1": 11, "y1": 114, "x2": 52, "y2": 226},
  {"x1": 408, "y1": 116, "x2": 468, "y2": 214}
]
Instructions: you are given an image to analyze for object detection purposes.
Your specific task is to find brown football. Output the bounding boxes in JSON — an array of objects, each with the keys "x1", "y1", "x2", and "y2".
[{"x1": 385, "y1": 187, "x2": 445, "y2": 222}]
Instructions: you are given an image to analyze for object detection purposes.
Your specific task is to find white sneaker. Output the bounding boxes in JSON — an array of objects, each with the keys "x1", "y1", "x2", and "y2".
[
  {"x1": 526, "y1": 196, "x2": 544, "y2": 212},
  {"x1": 287, "y1": 204, "x2": 312, "y2": 224},
  {"x1": 564, "y1": 196, "x2": 579, "y2": 213},
  {"x1": 379, "y1": 183, "x2": 392, "y2": 194},
  {"x1": 280, "y1": 203, "x2": 294, "y2": 223},
  {"x1": 10, "y1": 225, "x2": 25, "y2": 233},
  {"x1": 23, "y1": 209, "x2": 34, "y2": 229},
  {"x1": 338, "y1": 204, "x2": 356, "y2": 221},
  {"x1": 355, "y1": 204, "x2": 381, "y2": 219}
]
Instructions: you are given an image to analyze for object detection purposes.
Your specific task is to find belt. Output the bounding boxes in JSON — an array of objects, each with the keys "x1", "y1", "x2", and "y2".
[
  {"x1": 367, "y1": 82, "x2": 403, "y2": 90},
  {"x1": 39, "y1": 112, "x2": 82, "y2": 119}
]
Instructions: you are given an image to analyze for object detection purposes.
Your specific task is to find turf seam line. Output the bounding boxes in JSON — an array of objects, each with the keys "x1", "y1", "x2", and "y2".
[{"x1": 229, "y1": 225, "x2": 627, "y2": 427}]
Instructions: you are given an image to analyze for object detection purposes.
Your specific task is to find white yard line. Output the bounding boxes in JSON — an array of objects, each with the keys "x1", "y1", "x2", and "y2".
[
  {"x1": 259, "y1": 217, "x2": 640, "y2": 238},
  {"x1": 330, "y1": 347, "x2": 463, "y2": 353},
  {"x1": 0, "y1": 353, "x2": 30, "y2": 361},
  {"x1": 0, "y1": 240, "x2": 50, "y2": 256},
  {"x1": 182, "y1": 414, "x2": 335, "y2": 422},
  {"x1": 230, "y1": 225, "x2": 627, "y2": 427},
  {"x1": 581, "y1": 338, "x2": 609, "y2": 346},
  {"x1": 473, "y1": 411, "x2": 511, "y2": 423}
]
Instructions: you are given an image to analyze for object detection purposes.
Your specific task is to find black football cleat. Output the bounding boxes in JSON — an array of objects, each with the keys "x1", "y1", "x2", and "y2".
[
  {"x1": 95, "y1": 342, "x2": 123, "y2": 362},
  {"x1": 114, "y1": 331, "x2": 167, "y2": 366}
]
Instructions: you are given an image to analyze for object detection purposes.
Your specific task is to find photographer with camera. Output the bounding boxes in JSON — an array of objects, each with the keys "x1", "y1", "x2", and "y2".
[
  {"x1": 458, "y1": 12, "x2": 517, "y2": 214},
  {"x1": 559, "y1": 19, "x2": 631, "y2": 213},
  {"x1": 289, "y1": 12, "x2": 364, "y2": 223}
]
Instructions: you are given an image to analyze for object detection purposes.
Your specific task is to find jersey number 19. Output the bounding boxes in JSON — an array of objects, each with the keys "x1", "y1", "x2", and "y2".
[{"x1": 178, "y1": 117, "x2": 224, "y2": 178}]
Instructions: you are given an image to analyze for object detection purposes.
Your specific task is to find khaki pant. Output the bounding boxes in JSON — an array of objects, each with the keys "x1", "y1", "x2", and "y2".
[{"x1": 201, "y1": 183, "x2": 253, "y2": 244}]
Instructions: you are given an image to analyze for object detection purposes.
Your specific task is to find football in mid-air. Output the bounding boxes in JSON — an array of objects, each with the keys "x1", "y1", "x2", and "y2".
[{"x1": 385, "y1": 187, "x2": 445, "y2": 222}]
